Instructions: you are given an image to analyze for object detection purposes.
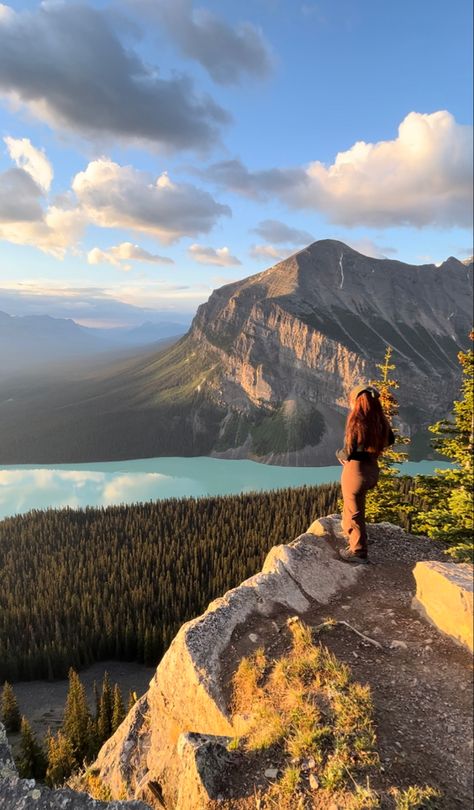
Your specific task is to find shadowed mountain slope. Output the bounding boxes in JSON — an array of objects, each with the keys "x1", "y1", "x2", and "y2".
[{"x1": 0, "y1": 240, "x2": 472, "y2": 464}]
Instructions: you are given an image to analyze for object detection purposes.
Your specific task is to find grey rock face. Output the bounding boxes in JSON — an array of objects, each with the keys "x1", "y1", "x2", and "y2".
[
  {"x1": 189, "y1": 240, "x2": 473, "y2": 462},
  {"x1": 175, "y1": 733, "x2": 234, "y2": 809}
]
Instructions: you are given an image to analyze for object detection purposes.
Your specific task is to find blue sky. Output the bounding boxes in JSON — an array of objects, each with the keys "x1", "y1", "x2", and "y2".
[{"x1": 0, "y1": 0, "x2": 472, "y2": 326}]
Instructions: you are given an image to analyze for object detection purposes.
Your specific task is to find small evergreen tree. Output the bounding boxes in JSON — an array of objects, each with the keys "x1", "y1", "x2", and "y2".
[
  {"x1": 413, "y1": 333, "x2": 474, "y2": 561},
  {"x1": 365, "y1": 346, "x2": 411, "y2": 525},
  {"x1": 126, "y1": 690, "x2": 137, "y2": 714},
  {"x1": 45, "y1": 729, "x2": 76, "y2": 787},
  {"x1": 97, "y1": 672, "x2": 113, "y2": 745},
  {"x1": 93, "y1": 680, "x2": 100, "y2": 723},
  {"x1": 62, "y1": 668, "x2": 91, "y2": 766},
  {"x1": 1, "y1": 682, "x2": 21, "y2": 732},
  {"x1": 111, "y1": 684, "x2": 125, "y2": 733},
  {"x1": 17, "y1": 716, "x2": 46, "y2": 779}
]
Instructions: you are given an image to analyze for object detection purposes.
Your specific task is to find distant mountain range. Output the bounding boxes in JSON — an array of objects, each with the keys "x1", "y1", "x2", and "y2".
[
  {"x1": 0, "y1": 312, "x2": 188, "y2": 376},
  {"x1": 0, "y1": 240, "x2": 472, "y2": 465}
]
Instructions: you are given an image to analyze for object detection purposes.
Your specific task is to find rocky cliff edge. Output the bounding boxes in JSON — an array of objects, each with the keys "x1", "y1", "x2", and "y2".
[
  {"x1": 2, "y1": 517, "x2": 472, "y2": 809},
  {"x1": 92, "y1": 516, "x2": 363, "y2": 807}
]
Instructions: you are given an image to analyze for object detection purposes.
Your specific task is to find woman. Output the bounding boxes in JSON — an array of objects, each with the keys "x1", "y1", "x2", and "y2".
[{"x1": 336, "y1": 384, "x2": 395, "y2": 563}]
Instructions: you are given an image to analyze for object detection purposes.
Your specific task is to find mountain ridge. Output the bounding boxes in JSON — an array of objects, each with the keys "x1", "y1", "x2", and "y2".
[
  {"x1": 0, "y1": 309, "x2": 188, "y2": 376},
  {"x1": 0, "y1": 240, "x2": 472, "y2": 465}
]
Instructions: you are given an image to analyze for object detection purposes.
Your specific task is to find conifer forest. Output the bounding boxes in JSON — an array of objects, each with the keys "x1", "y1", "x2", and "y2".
[{"x1": 1, "y1": 484, "x2": 345, "y2": 681}]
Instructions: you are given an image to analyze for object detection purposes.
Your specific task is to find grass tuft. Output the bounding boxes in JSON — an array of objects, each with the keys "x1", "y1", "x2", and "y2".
[
  {"x1": 229, "y1": 618, "x2": 379, "y2": 807},
  {"x1": 228, "y1": 618, "x2": 442, "y2": 809},
  {"x1": 391, "y1": 784, "x2": 442, "y2": 809}
]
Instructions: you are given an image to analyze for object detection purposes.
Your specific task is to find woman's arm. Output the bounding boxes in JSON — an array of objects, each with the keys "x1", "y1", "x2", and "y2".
[
  {"x1": 336, "y1": 438, "x2": 357, "y2": 463},
  {"x1": 336, "y1": 447, "x2": 348, "y2": 464}
]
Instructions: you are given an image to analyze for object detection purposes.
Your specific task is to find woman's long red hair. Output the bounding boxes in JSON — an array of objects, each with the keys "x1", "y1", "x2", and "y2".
[{"x1": 345, "y1": 392, "x2": 391, "y2": 455}]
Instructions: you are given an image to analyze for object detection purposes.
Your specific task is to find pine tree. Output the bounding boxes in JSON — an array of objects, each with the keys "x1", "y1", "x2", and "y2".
[
  {"x1": 97, "y1": 672, "x2": 113, "y2": 745},
  {"x1": 17, "y1": 716, "x2": 46, "y2": 779},
  {"x1": 1, "y1": 682, "x2": 21, "y2": 732},
  {"x1": 413, "y1": 333, "x2": 474, "y2": 561},
  {"x1": 365, "y1": 346, "x2": 411, "y2": 525},
  {"x1": 62, "y1": 668, "x2": 91, "y2": 766},
  {"x1": 45, "y1": 729, "x2": 76, "y2": 787},
  {"x1": 93, "y1": 680, "x2": 100, "y2": 723},
  {"x1": 126, "y1": 690, "x2": 137, "y2": 714},
  {"x1": 111, "y1": 684, "x2": 125, "y2": 733}
]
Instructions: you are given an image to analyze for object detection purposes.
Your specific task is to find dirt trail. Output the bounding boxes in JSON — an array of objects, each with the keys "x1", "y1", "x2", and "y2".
[{"x1": 219, "y1": 527, "x2": 473, "y2": 808}]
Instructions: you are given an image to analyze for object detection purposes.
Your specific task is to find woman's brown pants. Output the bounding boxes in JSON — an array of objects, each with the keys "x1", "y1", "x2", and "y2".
[{"x1": 341, "y1": 459, "x2": 379, "y2": 555}]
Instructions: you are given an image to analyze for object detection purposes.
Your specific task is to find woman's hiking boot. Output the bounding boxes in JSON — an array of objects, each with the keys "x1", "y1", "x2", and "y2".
[{"x1": 338, "y1": 547, "x2": 369, "y2": 564}]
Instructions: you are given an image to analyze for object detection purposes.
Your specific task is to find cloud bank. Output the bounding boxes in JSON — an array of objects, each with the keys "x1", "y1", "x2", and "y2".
[
  {"x1": 0, "y1": 141, "x2": 231, "y2": 256},
  {"x1": 0, "y1": 282, "x2": 202, "y2": 326},
  {"x1": 0, "y1": 2, "x2": 228, "y2": 150},
  {"x1": 204, "y1": 111, "x2": 473, "y2": 228},
  {"x1": 73, "y1": 160, "x2": 231, "y2": 244}
]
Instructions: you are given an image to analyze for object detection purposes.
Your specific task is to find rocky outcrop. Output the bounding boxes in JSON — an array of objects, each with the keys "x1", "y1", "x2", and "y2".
[
  {"x1": 93, "y1": 517, "x2": 364, "y2": 807},
  {"x1": 0, "y1": 722, "x2": 150, "y2": 810},
  {"x1": 412, "y1": 561, "x2": 474, "y2": 651}
]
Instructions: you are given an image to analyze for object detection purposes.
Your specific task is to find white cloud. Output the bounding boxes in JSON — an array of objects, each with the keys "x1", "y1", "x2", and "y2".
[
  {"x1": 205, "y1": 111, "x2": 473, "y2": 228},
  {"x1": 296, "y1": 111, "x2": 473, "y2": 227},
  {"x1": 87, "y1": 242, "x2": 174, "y2": 269},
  {"x1": 4, "y1": 136, "x2": 53, "y2": 191},
  {"x1": 0, "y1": 181, "x2": 85, "y2": 258},
  {"x1": 188, "y1": 243, "x2": 241, "y2": 266},
  {"x1": 73, "y1": 160, "x2": 230, "y2": 243},
  {"x1": 0, "y1": 145, "x2": 230, "y2": 256},
  {"x1": 0, "y1": 135, "x2": 85, "y2": 256},
  {"x1": 249, "y1": 244, "x2": 293, "y2": 262}
]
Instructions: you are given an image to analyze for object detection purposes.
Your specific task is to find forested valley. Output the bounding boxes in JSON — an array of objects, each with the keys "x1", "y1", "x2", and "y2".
[{"x1": 1, "y1": 483, "x2": 345, "y2": 681}]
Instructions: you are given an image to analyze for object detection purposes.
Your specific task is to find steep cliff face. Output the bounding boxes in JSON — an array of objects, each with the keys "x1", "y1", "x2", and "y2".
[
  {"x1": 163, "y1": 239, "x2": 473, "y2": 463},
  {"x1": 0, "y1": 240, "x2": 471, "y2": 464}
]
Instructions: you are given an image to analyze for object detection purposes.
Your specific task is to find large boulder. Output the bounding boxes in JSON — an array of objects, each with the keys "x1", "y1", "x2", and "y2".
[
  {"x1": 175, "y1": 733, "x2": 234, "y2": 810},
  {"x1": 412, "y1": 561, "x2": 473, "y2": 651},
  {"x1": 94, "y1": 520, "x2": 363, "y2": 807}
]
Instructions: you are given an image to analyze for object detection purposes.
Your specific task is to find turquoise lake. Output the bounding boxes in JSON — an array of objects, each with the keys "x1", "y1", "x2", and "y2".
[{"x1": 0, "y1": 457, "x2": 451, "y2": 521}]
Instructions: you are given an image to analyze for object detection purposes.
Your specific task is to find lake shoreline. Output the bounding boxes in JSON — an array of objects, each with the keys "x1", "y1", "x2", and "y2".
[{"x1": 0, "y1": 456, "x2": 452, "y2": 522}]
